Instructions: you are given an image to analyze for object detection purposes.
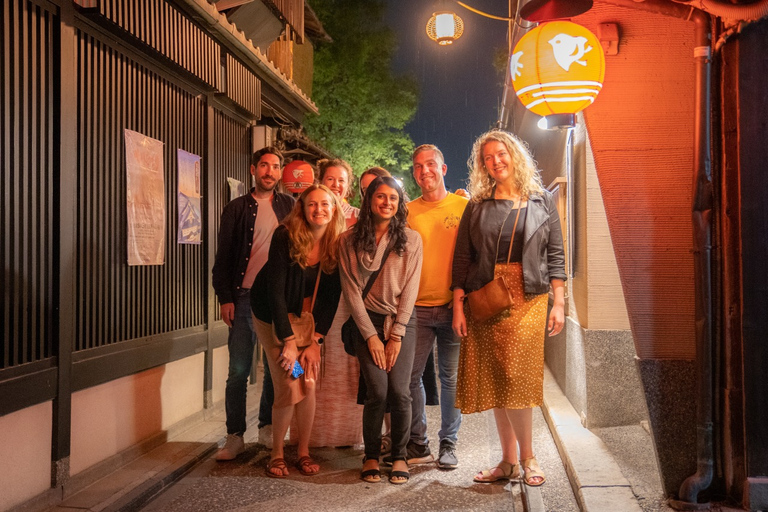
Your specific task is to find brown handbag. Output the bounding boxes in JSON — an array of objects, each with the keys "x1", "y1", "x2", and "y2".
[
  {"x1": 466, "y1": 201, "x2": 523, "y2": 323},
  {"x1": 287, "y1": 268, "x2": 321, "y2": 348}
]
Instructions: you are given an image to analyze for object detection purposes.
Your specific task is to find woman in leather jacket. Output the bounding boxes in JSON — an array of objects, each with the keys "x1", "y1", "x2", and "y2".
[{"x1": 451, "y1": 130, "x2": 566, "y2": 486}]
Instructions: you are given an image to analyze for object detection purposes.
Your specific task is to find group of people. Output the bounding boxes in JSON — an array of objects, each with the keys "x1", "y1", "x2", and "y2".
[{"x1": 211, "y1": 129, "x2": 566, "y2": 486}]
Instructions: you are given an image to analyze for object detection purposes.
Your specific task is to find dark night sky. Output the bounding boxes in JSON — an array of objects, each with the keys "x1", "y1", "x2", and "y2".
[{"x1": 383, "y1": 0, "x2": 510, "y2": 192}]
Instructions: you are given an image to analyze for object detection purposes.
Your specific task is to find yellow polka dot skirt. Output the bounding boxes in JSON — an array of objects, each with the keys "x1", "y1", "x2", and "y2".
[{"x1": 456, "y1": 262, "x2": 548, "y2": 413}]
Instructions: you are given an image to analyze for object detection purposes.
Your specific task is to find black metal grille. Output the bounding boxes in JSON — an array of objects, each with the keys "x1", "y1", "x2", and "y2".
[
  {"x1": 209, "y1": 109, "x2": 252, "y2": 321},
  {"x1": 99, "y1": 0, "x2": 221, "y2": 90},
  {"x1": 74, "y1": 28, "x2": 206, "y2": 351},
  {"x1": 226, "y1": 54, "x2": 261, "y2": 117},
  {"x1": 0, "y1": 0, "x2": 56, "y2": 369}
]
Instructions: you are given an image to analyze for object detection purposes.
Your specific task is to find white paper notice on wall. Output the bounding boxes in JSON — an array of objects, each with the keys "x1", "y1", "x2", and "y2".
[{"x1": 125, "y1": 129, "x2": 166, "y2": 265}]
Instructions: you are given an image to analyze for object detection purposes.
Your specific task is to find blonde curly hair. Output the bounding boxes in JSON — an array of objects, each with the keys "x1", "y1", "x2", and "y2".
[
  {"x1": 282, "y1": 184, "x2": 346, "y2": 273},
  {"x1": 467, "y1": 130, "x2": 543, "y2": 202}
]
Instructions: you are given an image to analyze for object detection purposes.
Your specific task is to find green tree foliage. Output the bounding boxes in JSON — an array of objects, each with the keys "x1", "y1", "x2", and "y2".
[{"x1": 306, "y1": 0, "x2": 420, "y2": 201}]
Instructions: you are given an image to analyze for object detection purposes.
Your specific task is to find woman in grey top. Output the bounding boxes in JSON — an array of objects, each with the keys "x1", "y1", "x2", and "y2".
[{"x1": 339, "y1": 176, "x2": 423, "y2": 484}]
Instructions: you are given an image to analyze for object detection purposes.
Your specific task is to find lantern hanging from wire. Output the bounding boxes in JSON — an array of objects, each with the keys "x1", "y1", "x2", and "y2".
[
  {"x1": 510, "y1": 21, "x2": 605, "y2": 118},
  {"x1": 282, "y1": 160, "x2": 314, "y2": 194},
  {"x1": 426, "y1": 11, "x2": 465, "y2": 45}
]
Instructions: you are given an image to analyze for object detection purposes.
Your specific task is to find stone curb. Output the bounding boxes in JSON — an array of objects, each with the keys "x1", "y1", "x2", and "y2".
[
  {"x1": 103, "y1": 442, "x2": 218, "y2": 512},
  {"x1": 541, "y1": 367, "x2": 643, "y2": 512}
]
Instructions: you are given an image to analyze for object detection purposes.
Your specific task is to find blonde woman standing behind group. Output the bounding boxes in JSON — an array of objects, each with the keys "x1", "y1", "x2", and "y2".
[
  {"x1": 300, "y1": 158, "x2": 365, "y2": 448},
  {"x1": 451, "y1": 130, "x2": 566, "y2": 486}
]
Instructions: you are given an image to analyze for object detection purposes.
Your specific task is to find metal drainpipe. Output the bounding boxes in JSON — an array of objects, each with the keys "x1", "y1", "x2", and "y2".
[{"x1": 675, "y1": 9, "x2": 715, "y2": 508}]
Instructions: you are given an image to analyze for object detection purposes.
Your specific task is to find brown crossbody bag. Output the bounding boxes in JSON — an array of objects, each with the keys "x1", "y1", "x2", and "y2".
[
  {"x1": 287, "y1": 268, "x2": 321, "y2": 348},
  {"x1": 466, "y1": 201, "x2": 523, "y2": 324}
]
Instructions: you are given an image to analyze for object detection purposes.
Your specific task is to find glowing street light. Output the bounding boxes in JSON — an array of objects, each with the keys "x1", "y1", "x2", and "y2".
[{"x1": 426, "y1": 11, "x2": 465, "y2": 45}]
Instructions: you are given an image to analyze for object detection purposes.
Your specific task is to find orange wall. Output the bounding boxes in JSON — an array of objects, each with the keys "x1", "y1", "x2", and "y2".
[{"x1": 575, "y1": 5, "x2": 696, "y2": 359}]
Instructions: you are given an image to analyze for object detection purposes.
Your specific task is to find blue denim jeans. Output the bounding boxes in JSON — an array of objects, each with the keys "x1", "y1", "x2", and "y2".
[
  {"x1": 409, "y1": 304, "x2": 462, "y2": 445},
  {"x1": 224, "y1": 288, "x2": 273, "y2": 435}
]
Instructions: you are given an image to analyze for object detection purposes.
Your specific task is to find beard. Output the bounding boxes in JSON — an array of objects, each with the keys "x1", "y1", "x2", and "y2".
[{"x1": 255, "y1": 176, "x2": 277, "y2": 192}]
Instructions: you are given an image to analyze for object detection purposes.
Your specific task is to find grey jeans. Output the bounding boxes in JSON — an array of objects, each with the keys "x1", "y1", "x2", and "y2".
[{"x1": 355, "y1": 310, "x2": 417, "y2": 461}]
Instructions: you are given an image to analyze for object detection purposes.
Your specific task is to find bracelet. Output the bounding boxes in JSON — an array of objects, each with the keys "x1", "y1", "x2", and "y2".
[{"x1": 394, "y1": 321, "x2": 407, "y2": 328}]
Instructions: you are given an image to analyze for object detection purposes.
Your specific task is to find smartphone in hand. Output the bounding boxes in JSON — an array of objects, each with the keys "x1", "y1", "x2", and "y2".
[{"x1": 291, "y1": 361, "x2": 304, "y2": 379}]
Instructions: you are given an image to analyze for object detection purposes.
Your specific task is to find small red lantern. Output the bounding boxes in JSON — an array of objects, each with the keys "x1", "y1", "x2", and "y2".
[
  {"x1": 511, "y1": 21, "x2": 605, "y2": 117},
  {"x1": 282, "y1": 160, "x2": 314, "y2": 194}
]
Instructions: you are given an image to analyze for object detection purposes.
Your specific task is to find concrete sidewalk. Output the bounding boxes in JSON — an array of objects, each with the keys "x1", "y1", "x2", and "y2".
[
  {"x1": 541, "y1": 367, "x2": 667, "y2": 512},
  {"x1": 40, "y1": 364, "x2": 670, "y2": 512}
]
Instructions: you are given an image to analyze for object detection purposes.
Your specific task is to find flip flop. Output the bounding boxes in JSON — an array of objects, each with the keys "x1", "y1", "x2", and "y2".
[
  {"x1": 266, "y1": 458, "x2": 288, "y2": 478},
  {"x1": 296, "y1": 455, "x2": 320, "y2": 476},
  {"x1": 380, "y1": 434, "x2": 392, "y2": 455}
]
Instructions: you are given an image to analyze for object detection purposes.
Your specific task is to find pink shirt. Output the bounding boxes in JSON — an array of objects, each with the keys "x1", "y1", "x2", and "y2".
[{"x1": 241, "y1": 196, "x2": 278, "y2": 289}]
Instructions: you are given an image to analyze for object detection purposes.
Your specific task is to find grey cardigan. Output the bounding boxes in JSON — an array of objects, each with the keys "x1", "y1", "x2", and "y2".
[
  {"x1": 339, "y1": 229, "x2": 423, "y2": 341},
  {"x1": 451, "y1": 190, "x2": 566, "y2": 295}
]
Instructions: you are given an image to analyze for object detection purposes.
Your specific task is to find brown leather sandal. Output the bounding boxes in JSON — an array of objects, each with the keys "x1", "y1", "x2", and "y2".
[
  {"x1": 296, "y1": 455, "x2": 320, "y2": 476},
  {"x1": 474, "y1": 461, "x2": 520, "y2": 483},
  {"x1": 266, "y1": 458, "x2": 288, "y2": 478},
  {"x1": 521, "y1": 456, "x2": 546, "y2": 486}
]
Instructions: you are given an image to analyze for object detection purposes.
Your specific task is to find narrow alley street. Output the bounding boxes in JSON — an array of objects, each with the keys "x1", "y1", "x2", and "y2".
[
  {"x1": 138, "y1": 389, "x2": 578, "y2": 512},
  {"x1": 46, "y1": 361, "x2": 674, "y2": 512}
]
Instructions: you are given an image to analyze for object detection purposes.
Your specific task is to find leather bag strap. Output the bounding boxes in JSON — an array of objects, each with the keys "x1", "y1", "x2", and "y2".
[
  {"x1": 309, "y1": 267, "x2": 321, "y2": 312},
  {"x1": 494, "y1": 200, "x2": 524, "y2": 264},
  {"x1": 362, "y1": 243, "x2": 393, "y2": 300}
]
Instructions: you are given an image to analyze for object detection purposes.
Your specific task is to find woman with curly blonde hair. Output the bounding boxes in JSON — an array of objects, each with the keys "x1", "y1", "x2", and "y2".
[
  {"x1": 251, "y1": 184, "x2": 346, "y2": 478},
  {"x1": 466, "y1": 130, "x2": 544, "y2": 202},
  {"x1": 452, "y1": 130, "x2": 566, "y2": 486}
]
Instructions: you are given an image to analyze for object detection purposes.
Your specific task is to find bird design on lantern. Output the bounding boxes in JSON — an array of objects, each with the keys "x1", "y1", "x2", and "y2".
[
  {"x1": 548, "y1": 34, "x2": 593, "y2": 72},
  {"x1": 510, "y1": 51, "x2": 524, "y2": 80},
  {"x1": 510, "y1": 21, "x2": 605, "y2": 117}
]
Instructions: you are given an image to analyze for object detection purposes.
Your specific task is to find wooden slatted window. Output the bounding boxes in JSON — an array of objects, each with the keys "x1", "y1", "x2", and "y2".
[
  {"x1": 74, "y1": 29, "x2": 206, "y2": 350},
  {"x1": 0, "y1": 0, "x2": 56, "y2": 368}
]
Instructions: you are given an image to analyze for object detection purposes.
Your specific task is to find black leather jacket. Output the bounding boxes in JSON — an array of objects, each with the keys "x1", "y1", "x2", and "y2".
[
  {"x1": 212, "y1": 189, "x2": 295, "y2": 304},
  {"x1": 451, "y1": 190, "x2": 566, "y2": 295}
]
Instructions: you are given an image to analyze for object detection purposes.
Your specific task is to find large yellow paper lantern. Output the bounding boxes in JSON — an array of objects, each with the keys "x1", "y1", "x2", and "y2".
[{"x1": 510, "y1": 21, "x2": 605, "y2": 117}]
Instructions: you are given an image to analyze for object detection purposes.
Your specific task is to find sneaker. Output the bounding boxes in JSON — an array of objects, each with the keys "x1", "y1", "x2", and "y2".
[
  {"x1": 437, "y1": 440, "x2": 458, "y2": 469},
  {"x1": 382, "y1": 442, "x2": 433, "y2": 466},
  {"x1": 258, "y1": 425, "x2": 273, "y2": 449},
  {"x1": 215, "y1": 434, "x2": 245, "y2": 461},
  {"x1": 406, "y1": 441, "x2": 434, "y2": 464}
]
